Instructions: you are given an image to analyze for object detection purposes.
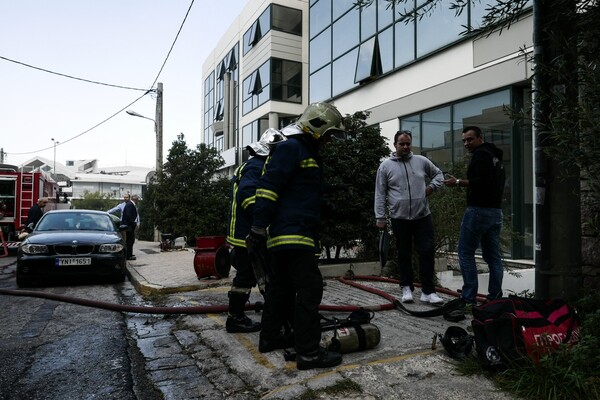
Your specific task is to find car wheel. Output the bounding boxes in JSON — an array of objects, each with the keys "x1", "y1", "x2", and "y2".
[
  {"x1": 16, "y1": 274, "x2": 32, "y2": 288},
  {"x1": 113, "y1": 272, "x2": 126, "y2": 283}
]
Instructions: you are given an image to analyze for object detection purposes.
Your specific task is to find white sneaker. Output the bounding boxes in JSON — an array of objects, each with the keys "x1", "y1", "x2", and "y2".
[
  {"x1": 401, "y1": 286, "x2": 413, "y2": 303},
  {"x1": 421, "y1": 292, "x2": 444, "y2": 304}
]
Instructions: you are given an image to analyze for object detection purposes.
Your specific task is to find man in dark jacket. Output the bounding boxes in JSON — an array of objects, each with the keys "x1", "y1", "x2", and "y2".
[
  {"x1": 443, "y1": 125, "x2": 506, "y2": 308},
  {"x1": 121, "y1": 195, "x2": 138, "y2": 260},
  {"x1": 27, "y1": 198, "x2": 47, "y2": 229},
  {"x1": 246, "y1": 102, "x2": 346, "y2": 370}
]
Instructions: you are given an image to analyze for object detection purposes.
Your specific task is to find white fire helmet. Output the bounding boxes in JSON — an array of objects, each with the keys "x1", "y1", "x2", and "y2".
[{"x1": 246, "y1": 128, "x2": 287, "y2": 157}]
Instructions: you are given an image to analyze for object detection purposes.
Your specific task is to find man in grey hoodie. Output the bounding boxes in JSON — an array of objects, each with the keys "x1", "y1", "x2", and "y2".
[{"x1": 375, "y1": 130, "x2": 444, "y2": 304}]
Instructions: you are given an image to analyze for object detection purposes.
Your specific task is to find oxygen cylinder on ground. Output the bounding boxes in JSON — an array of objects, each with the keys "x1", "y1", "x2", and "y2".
[{"x1": 321, "y1": 323, "x2": 381, "y2": 353}]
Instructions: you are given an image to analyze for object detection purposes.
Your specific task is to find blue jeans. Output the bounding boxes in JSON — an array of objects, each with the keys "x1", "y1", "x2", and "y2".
[{"x1": 458, "y1": 206, "x2": 503, "y2": 304}]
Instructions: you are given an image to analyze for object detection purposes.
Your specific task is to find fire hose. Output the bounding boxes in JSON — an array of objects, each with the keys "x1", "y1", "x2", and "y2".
[{"x1": 0, "y1": 274, "x2": 488, "y2": 315}]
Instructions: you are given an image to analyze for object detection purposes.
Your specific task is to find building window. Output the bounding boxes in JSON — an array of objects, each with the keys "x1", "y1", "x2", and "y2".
[
  {"x1": 243, "y1": 4, "x2": 302, "y2": 55},
  {"x1": 397, "y1": 88, "x2": 533, "y2": 259},
  {"x1": 241, "y1": 119, "x2": 269, "y2": 161},
  {"x1": 203, "y1": 72, "x2": 215, "y2": 146},
  {"x1": 309, "y1": 1, "x2": 531, "y2": 101},
  {"x1": 242, "y1": 58, "x2": 302, "y2": 115}
]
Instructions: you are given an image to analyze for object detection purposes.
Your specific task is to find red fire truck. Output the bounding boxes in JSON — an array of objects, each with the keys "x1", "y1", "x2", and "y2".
[{"x1": 0, "y1": 164, "x2": 59, "y2": 252}]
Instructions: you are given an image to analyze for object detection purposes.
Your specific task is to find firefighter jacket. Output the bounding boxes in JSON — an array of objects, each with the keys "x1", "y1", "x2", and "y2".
[
  {"x1": 226, "y1": 155, "x2": 266, "y2": 248},
  {"x1": 253, "y1": 134, "x2": 322, "y2": 253}
]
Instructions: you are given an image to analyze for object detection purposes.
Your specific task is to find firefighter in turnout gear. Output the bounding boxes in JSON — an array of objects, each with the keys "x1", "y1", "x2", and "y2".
[
  {"x1": 246, "y1": 102, "x2": 347, "y2": 370},
  {"x1": 225, "y1": 131, "x2": 286, "y2": 333}
]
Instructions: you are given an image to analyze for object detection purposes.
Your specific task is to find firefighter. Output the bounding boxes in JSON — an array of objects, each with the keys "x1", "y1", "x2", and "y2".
[
  {"x1": 246, "y1": 102, "x2": 346, "y2": 370},
  {"x1": 225, "y1": 131, "x2": 286, "y2": 333}
]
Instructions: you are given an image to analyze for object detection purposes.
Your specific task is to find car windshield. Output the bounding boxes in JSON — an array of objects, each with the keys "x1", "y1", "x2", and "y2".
[{"x1": 35, "y1": 212, "x2": 117, "y2": 232}]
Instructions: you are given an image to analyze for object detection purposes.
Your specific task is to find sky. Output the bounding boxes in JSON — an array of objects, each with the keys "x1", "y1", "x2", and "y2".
[{"x1": 1, "y1": 0, "x2": 248, "y2": 169}]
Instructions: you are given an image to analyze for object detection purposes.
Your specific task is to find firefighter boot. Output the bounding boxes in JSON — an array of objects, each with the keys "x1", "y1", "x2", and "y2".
[{"x1": 226, "y1": 290, "x2": 261, "y2": 333}]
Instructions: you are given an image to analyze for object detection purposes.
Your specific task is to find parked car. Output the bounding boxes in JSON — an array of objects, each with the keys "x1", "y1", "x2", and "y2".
[{"x1": 16, "y1": 209, "x2": 127, "y2": 287}]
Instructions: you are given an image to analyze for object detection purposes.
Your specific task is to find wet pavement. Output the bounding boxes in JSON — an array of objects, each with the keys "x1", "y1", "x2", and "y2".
[{"x1": 124, "y1": 241, "x2": 516, "y2": 399}]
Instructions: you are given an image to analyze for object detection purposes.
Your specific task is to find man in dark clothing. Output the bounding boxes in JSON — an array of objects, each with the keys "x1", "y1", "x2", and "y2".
[
  {"x1": 27, "y1": 198, "x2": 47, "y2": 230},
  {"x1": 443, "y1": 125, "x2": 506, "y2": 308},
  {"x1": 225, "y1": 132, "x2": 286, "y2": 334},
  {"x1": 121, "y1": 195, "x2": 138, "y2": 260},
  {"x1": 246, "y1": 102, "x2": 345, "y2": 371}
]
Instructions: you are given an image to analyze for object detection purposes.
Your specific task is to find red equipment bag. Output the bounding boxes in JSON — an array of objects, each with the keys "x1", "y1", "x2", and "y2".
[{"x1": 471, "y1": 296, "x2": 580, "y2": 367}]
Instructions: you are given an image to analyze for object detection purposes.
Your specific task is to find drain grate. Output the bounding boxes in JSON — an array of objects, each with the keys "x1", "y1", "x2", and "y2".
[{"x1": 140, "y1": 249, "x2": 160, "y2": 254}]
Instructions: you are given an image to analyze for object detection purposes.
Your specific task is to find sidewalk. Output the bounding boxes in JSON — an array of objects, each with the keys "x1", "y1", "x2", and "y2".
[
  {"x1": 126, "y1": 240, "x2": 381, "y2": 296},
  {"x1": 125, "y1": 240, "x2": 515, "y2": 400}
]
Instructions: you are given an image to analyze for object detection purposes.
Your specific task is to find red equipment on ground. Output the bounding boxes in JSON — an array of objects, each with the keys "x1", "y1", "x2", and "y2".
[{"x1": 193, "y1": 236, "x2": 231, "y2": 279}]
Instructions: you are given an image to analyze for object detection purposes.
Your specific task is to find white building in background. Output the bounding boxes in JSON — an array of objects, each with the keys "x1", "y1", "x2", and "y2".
[
  {"x1": 202, "y1": 0, "x2": 534, "y2": 260},
  {"x1": 202, "y1": 0, "x2": 308, "y2": 173},
  {"x1": 20, "y1": 157, "x2": 152, "y2": 200}
]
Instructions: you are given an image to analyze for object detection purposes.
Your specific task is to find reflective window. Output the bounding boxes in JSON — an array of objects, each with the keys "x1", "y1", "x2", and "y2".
[
  {"x1": 378, "y1": 0, "x2": 394, "y2": 29},
  {"x1": 416, "y1": 3, "x2": 466, "y2": 57},
  {"x1": 310, "y1": 0, "x2": 331, "y2": 38},
  {"x1": 379, "y1": 26, "x2": 394, "y2": 74},
  {"x1": 271, "y1": 59, "x2": 302, "y2": 103},
  {"x1": 333, "y1": 48, "x2": 359, "y2": 96},
  {"x1": 394, "y1": 20, "x2": 415, "y2": 68},
  {"x1": 355, "y1": 37, "x2": 380, "y2": 83},
  {"x1": 272, "y1": 4, "x2": 302, "y2": 35},
  {"x1": 401, "y1": 114, "x2": 422, "y2": 155},
  {"x1": 309, "y1": 65, "x2": 331, "y2": 102},
  {"x1": 421, "y1": 107, "x2": 451, "y2": 166},
  {"x1": 333, "y1": 0, "x2": 355, "y2": 20},
  {"x1": 203, "y1": 72, "x2": 215, "y2": 145},
  {"x1": 242, "y1": 6, "x2": 272, "y2": 55},
  {"x1": 361, "y1": 2, "x2": 377, "y2": 41},
  {"x1": 242, "y1": 58, "x2": 302, "y2": 115},
  {"x1": 332, "y1": 7, "x2": 359, "y2": 59},
  {"x1": 310, "y1": 28, "x2": 331, "y2": 72}
]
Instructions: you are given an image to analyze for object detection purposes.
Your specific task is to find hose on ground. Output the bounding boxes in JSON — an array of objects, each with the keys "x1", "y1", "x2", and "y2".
[{"x1": 0, "y1": 274, "x2": 488, "y2": 315}]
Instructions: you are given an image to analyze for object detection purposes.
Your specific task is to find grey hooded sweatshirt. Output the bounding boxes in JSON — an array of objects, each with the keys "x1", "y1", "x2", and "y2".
[{"x1": 374, "y1": 151, "x2": 443, "y2": 221}]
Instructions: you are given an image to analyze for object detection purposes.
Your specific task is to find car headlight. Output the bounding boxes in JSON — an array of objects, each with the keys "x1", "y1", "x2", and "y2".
[
  {"x1": 21, "y1": 244, "x2": 49, "y2": 255},
  {"x1": 99, "y1": 244, "x2": 125, "y2": 253}
]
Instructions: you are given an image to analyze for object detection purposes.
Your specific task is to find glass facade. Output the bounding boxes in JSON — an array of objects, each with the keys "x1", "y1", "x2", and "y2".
[
  {"x1": 242, "y1": 58, "x2": 302, "y2": 115},
  {"x1": 243, "y1": 4, "x2": 302, "y2": 55},
  {"x1": 399, "y1": 88, "x2": 533, "y2": 259},
  {"x1": 308, "y1": 0, "x2": 531, "y2": 102}
]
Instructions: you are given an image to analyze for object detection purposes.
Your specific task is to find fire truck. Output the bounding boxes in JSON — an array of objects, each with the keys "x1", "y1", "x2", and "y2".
[{"x1": 0, "y1": 164, "x2": 59, "y2": 252}]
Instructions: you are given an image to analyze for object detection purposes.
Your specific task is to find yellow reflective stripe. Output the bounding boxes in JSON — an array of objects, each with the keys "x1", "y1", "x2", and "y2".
[
  {"x1": 256, "y1": 188, "x2": 278, "y2": 202},
  {"x1": 241, "y1": 195, "x2": 255, "y2": 209},
  {"x1": 299, "y1": 158, "x2": 318, "y2": 168},
  {"x1": 229, "y1": 182, "x2": 239, "y2": 237},
  {"x1": 227, "y1": 236, "x2": 246, "y2": 247},
  {"x1": 267, "y1": 235, "x2": 315, "y2": 248}
]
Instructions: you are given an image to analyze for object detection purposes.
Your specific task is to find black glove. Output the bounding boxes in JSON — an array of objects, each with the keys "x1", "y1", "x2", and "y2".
[
  {"x1": 245, "y1": 227, "x2": 268, "y2": 295},
  {"x1": 245, "y1": 226, "x2": 267, "y2": 253}
]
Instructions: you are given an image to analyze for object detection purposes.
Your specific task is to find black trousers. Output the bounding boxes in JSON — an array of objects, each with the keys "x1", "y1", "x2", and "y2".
[
  {"x1": 231, "y1": 246, "x2": 257, "y2": 289},
  {"x1": 391, "y1": 214, "x2": 436, "y2": 294},
  {"x1": 126, "y1": 227, "x2": 136, "y2": 258},
  {"x1": 259, "y1": 249, "x2": 323, "y2": 354}
]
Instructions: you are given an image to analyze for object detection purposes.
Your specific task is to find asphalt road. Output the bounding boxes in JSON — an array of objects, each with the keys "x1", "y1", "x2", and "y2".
[{"x1": 0, "y1": 255, "x2": 160, "y2": 400}]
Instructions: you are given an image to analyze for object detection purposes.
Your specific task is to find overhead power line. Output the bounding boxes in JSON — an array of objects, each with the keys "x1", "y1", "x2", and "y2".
[
  {"x1": 5, "y1": 0, "x2": 196, "y2": 159},
  {"x1": 0, "y1": 55, "x2": 149, "y2": 91}
]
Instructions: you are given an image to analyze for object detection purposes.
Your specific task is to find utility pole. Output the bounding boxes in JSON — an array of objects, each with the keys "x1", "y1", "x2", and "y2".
[
  {"x1": 0, "y1": 148, "x2": 5, "y2": 164},
  {"x1": 533, "y1": 0, "x2": 582, "y2": 301},
  {"x1": 155, "y1": 82, "x2": 163, "y2": 173}
]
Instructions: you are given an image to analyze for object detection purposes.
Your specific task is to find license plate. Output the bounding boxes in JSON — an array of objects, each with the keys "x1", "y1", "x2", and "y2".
[{"x1": 56, "y1": 258, "x2": 92, "y2": 266}]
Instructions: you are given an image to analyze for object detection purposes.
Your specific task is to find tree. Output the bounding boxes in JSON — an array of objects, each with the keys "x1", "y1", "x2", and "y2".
[
  {"x1": 139, "y1": 134, "x2": 231, "y2": 245},
  {"x1": 319, "y1": 111, "x2": 390, "y2": 260},
  {"x1": 71, "y1": 191, "x2": 116, "y2": 211}
]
